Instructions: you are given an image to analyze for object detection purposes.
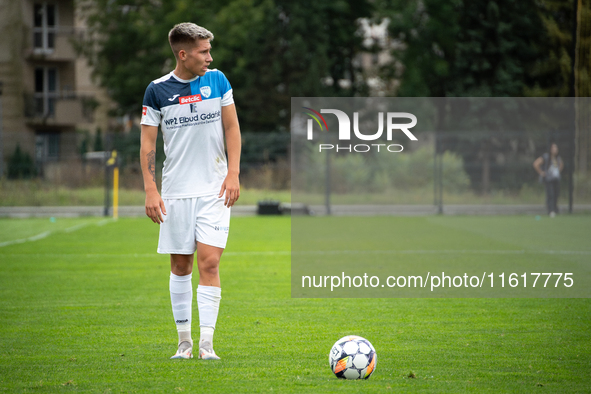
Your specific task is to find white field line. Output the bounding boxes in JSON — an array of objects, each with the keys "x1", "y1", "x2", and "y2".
[
  {"x1": 0, "y1": 219, "x2": 115, "y2": 248},
  {"x1": 0, "y1": 231, "x2": 52, "y2": 247},
  {"x1": 226, "y1": 249, "x2": 591, "y2": 256},
  {"x1": 294, "y1": 249, "x2": 591, "y2": 256},
  {"x1": 64, "y1": 223, "x2": 90, "y2": 233},
  {"x1": 96, "y1": 219, "x2": 112, "y2": 226},
  {"x1": 1, "y1": 249, "x2": 590, "y2": 257},
  {"x1": 26, "y1": 231, "x2": 52, "y2": 241}
]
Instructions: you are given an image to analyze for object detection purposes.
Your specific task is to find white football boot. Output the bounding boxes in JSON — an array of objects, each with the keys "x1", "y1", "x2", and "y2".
[
  {"x1": 198, "y1": 341, "x2": 220, "y2": 360},
  {"x1": 170, "y1": 340, "x2": 193, "y2": 359}
]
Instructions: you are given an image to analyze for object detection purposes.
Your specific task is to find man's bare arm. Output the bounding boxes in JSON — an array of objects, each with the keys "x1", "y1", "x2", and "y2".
[
  {"x1": 220, "y1": 104, "x2": 241, "y2": 207},
  {"x1": 140, "y1": 125, "x2": 166, "y2": 223}
]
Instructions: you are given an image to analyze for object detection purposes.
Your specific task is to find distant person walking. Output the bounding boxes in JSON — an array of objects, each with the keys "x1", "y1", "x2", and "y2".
[{"x1": 533, "y1": 143, "x2": 563, "y2": 217}]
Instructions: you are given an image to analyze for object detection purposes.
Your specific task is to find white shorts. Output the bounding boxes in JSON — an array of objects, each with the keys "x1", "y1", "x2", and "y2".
[{"x1": 157, "y1": 194, "x2": 231, "y2": 254}]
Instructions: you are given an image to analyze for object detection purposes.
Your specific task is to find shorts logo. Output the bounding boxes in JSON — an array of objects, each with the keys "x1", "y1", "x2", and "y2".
[
  {"x1": 142, "y1": 106, "x2": 147, "y2": 116},
  {"x1": 179, "y1": 94, "x2": 202, "y2": 104},
  {"x1": 175, "y1": 319, "x2": 188, "y2": 324},
  {"x1": 200, "y1": 86, "x2": 211, "y2": 98},
  {"x1": 214, "y1": 226, "x2": 230, "y2": 231}
]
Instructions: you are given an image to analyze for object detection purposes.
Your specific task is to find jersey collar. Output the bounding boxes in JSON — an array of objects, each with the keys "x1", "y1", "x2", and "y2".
[{"x1": 170, "y1": 71, "x2": 200, "y2": 83}]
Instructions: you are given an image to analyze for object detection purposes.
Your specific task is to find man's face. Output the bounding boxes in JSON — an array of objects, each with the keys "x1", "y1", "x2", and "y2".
[
  {"x1": 551, "y1": 143, "x2": 559, "y2": 156},
  {"x1": 182, "y1": 39, "x2": 213, "y2": 77}
]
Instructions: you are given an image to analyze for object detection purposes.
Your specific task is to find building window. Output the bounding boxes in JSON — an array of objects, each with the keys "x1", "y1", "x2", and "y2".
[
  {"x1": 35, "y1": 132, "x2": 60, "y2": 162},
  {"x1": 34, "y1": 67, "x2": 58, "y2": 117},
  {"x1": 34, "y1": 3, "x2": 57, "y2": 53}
]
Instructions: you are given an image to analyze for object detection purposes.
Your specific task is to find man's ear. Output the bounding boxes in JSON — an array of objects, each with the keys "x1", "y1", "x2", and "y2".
[{"x1": 178, "y1": 49, "x2": 186, "y2": 61}]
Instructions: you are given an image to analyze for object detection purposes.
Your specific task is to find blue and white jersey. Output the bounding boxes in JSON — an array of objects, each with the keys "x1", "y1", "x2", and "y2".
[{"x1": 141, "y1": 70, "x2": 234, "y2": 199}]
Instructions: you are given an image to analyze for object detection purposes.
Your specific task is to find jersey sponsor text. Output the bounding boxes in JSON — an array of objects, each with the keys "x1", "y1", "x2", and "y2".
[{"x1": 179, "y1": 94, "x2": 202, "y2": 104}]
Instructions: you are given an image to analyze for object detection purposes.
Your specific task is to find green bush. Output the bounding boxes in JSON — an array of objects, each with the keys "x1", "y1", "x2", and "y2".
[
  {"x1": 7, "y1": 145, "x2": 36, "y2": 179},
  {"x1": 298, "y1": 146, "x2": 470, "y2": 194}
]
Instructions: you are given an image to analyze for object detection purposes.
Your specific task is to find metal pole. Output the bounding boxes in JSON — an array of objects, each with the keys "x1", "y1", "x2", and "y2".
[
  {"x1": 325, "y1": 132, "x2": 331, "y2": 215},
  {"x1": 438, "y1": 144, "x2": 443, "y2": 214},
  {"x1": 113, "y1": 166, "x2": 119, "y2": 219},
  {"x1": 434, "y1": 132, "x2": 443, "y2": 214},
  {"x1": 434, "y1": 131, "x2": 438, "y2": 208},
  {"x1": 568, "y1": 0, "x2": 579, "y2": 213},
  {"x1": 0, "y1": 81, "x2": 4, "y2": 178},
  {"x1": 434, "y1": 99, "x2": 444, "y2": 215},
  {"x1": 112, "y1": 151, "x2": 119, "y2": 220},
  {"x1": 104, "y1": 151, "x2": 110, "y2": 217}
]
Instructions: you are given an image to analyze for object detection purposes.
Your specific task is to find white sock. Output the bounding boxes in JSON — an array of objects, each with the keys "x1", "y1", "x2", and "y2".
[
  {"x1": 170, "y1": 272, "x2": 192, "y2": 344},
  {"x1": 197, "y1": 285, "x2": 221, "y2": 349}
]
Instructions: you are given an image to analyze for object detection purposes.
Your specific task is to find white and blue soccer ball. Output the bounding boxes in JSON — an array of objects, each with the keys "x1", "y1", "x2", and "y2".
[{"x1": 329, "y1": 335, "x2": 377, "y2": 380}]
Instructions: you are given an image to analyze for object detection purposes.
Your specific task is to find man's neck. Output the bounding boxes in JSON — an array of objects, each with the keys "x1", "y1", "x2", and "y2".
[{"x1": 173, "y1": 66, "x2": 197, "y2": 81}]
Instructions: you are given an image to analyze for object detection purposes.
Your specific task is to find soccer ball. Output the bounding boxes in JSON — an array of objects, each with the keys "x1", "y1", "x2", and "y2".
[{"x1": 329, "y1": 335, "x2": 377, "y2": 380}]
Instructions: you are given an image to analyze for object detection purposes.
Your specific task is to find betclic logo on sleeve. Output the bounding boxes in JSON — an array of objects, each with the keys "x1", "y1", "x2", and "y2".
[{"x1": 179, "y1": 94, "x2": 202, "y2": 104}]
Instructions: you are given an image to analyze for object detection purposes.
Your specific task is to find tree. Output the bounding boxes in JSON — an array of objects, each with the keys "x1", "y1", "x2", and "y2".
[
  {"x1": 93, "y1": 128, "x2": 103, "y2": 151},
  {"x1": 376, "y1": 0, "x2": 461, "y2": 97},
  {"x1": 533, "y1": 0, "x2": 575, "y2": 97},
  {"x1": 377, "y1": 0, "x2": 571, "y2": 193},
  {"x1": 378, "y1": 0, "x2": 554, "y2": 97},
  {"x1": 77, "y1": 0, "x2": 372, "y2": 132},
  {"x1": 77, "y1": 0, "x2": 176, "y2": 116}
]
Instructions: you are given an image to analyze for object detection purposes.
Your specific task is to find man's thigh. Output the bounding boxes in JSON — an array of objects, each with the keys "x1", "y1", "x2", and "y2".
[
  {"x1": 158, "y1": 198, "x2": 199, "y2": 255},
  {"x1": 195, "y1": 194, "x2": 231, "y2": 250}
]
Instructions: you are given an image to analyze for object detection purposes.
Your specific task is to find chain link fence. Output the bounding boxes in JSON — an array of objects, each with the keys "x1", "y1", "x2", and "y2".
[{"x1": 292, "y1": 97, "x2": 591, "y2": 215}]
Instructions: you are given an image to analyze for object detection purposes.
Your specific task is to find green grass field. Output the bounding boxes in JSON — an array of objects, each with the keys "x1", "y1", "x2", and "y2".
[{"x1": 0, "y1": 215, "x2": 590, "y2": 393}]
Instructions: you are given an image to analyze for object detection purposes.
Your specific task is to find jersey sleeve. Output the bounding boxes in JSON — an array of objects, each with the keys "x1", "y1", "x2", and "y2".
[
  {"x1": 217, "y1": 71, "x2": 234, "y2": 107},
  {"x1": 141, "y1": 82, "x2": 162, "y2": 126}
]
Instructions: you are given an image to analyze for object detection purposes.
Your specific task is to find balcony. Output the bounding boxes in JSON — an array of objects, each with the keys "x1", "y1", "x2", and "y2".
[
  {"x1": 26, "y1": 27, "x2": 80, "y2": 62},
  {"x1": 24, "y1": 92, "x2": 95, "y2": 126}
]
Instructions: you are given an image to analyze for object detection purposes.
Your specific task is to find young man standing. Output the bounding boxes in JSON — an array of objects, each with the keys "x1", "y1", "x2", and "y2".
[{"x1": 140, "y1": 23, "x2": 241, "y2": 360}]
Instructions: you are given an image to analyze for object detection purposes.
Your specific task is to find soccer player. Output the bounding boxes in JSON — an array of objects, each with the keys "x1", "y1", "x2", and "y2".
[{"x1": 140, "y1": 23, "x2": 241, "y2": 360}]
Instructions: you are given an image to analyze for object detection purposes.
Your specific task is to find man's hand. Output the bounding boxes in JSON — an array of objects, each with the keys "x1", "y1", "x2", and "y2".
[
  {"x1": 219, "y1": 172, "x2": 240, "y2": 207},
  {"x1": 145, "y1": 189, "x2": 166, "y2": 224}
]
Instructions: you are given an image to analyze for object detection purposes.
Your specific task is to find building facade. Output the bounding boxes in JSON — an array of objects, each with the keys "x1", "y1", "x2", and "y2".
[{"x1": 0, "y1": 0, "x2": 108, "y2": 177}]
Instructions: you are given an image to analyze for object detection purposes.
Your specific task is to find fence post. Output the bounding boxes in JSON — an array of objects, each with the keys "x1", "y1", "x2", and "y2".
[
  {"x1": 434, "y1": 131, "x2": 443, "y2": 214},
  {"x1": 103, "y1": 152, "x2": 110, "y2": 217},
  {"x1": 434, "y1": 132, "x2": 438, "y2": 209},
  {"x1": 112, "y1": 151, "x2": 119, "y2": 219},
  {"x1": 325, "y1": 132, "x2": 331, "y2": 216},
  {"x1": 0, "y1": 81, "x2": 3, "y2": 178},
  {"x1": 104, "y1": 150, "x2": 117, "y2": 217},
  {"x1": 568, "y1": 0, "x2": 579, "y2": 213}
]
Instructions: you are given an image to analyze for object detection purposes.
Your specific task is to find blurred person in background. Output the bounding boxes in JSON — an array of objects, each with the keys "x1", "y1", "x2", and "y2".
[{"x1": 533, "y1": 142, "x2": 563, "y2": 217}]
